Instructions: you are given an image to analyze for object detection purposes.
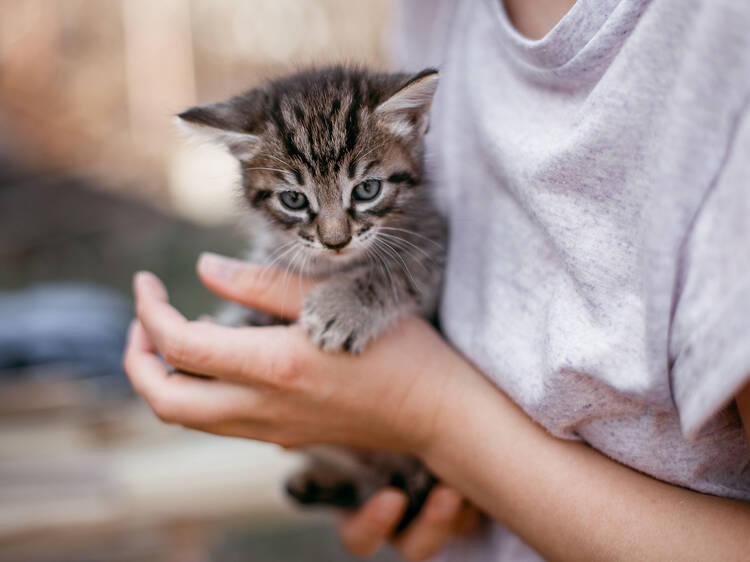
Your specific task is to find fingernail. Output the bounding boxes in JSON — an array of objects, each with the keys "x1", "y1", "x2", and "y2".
[
  {"x1": 433, "y1": 488, "x2": 462, "y2": 517},
  {"x1": 198, "y1": 252, "x2": 241, "y2": 282},
  {"x1": 134, "y1": 271, "x2": 156, "y2": 291},
  {"x1": 134, "y1": 271, "x2": 167, "y2": 300},
  {"x1": 376, "y1": 489, "x2": 405, "y2": 522}
]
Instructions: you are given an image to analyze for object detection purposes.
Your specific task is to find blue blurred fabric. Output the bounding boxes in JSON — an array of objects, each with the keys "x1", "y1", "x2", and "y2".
[{"x1": 0, "y1": 283, "x2": 131, "y2": 380}]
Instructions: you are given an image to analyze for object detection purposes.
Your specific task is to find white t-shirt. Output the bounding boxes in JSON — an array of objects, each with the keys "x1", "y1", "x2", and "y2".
[{"x1": 396, "y1": 0, "x2": 750, "y2": 559}]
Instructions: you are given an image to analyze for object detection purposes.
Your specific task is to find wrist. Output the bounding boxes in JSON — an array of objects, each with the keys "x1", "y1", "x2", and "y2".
[
  {"x1": 413, "y1": 354, "x2": 499, "y2": 467},
  {"x1": 417, "y1": 361, "x2": 539, "y2": 480}
]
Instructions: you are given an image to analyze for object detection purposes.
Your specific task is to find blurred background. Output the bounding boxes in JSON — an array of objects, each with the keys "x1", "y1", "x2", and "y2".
[{"x1": 0, "y1": 1, "x2": 401, "y2": 560}]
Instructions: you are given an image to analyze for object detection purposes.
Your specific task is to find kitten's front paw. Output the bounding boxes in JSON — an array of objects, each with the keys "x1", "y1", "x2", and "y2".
[{"x1": 301, "y1": 287, "x2": 380, "y2": 354}]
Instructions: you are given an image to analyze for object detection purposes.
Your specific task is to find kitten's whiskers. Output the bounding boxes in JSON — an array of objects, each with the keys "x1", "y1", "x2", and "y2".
[
  {"x1": 374, "y1": 238, "x2": 419, "y2": 295},
  {"x1": 369, "y1": 242, "x2": 398, "y2": 304},
  {"x1": 258, "y1": 241, "x2": 298, "y2": 286},
  {"x1": 351, "y1": 142, "x2": 387, "y2": 166},
  {"x1": 378, "y1": 226, "x2": 445, "y2": 250},
  {"x1": 376, "y1": 232, "x2": 433, "y2": 268},
  {"x1": 245, "y1": 167, "x2": 291, "y2": 175},
  {"x1": 257, "y1": 152, "x2": 291, "y2": 168}
]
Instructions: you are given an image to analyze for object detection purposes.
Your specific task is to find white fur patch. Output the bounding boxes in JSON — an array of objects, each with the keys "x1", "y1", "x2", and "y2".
[
  {"x1": 174, "y1": 116, "x2": 260, "y2": 160},
  {"x1": 374, "y1": 72, "x2": 439, "y2": 138}
]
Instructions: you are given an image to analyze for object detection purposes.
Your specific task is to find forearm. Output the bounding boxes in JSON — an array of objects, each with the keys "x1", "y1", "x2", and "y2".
[{"x1": 422, "y1": 372, "x2": 750, "y2": 561}]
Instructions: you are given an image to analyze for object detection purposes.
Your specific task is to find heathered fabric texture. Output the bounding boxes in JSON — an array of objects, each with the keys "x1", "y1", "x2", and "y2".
[{"x1": 396, "y1": 0, "x2": 750, "y2": 559}]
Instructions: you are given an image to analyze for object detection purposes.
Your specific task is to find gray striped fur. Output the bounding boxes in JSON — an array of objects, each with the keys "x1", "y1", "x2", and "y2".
[{"x1": 178, "y1": 66, "x2": 445, "y2": 522}]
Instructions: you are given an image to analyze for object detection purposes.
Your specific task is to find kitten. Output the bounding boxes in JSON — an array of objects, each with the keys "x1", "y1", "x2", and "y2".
[{"x1": 178, "y1": 66, "x2": 446, "y2": 528}]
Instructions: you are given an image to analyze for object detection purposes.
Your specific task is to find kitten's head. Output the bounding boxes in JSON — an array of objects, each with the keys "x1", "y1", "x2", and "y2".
[{"x1": 177, "y1": 66, "x2": 438, "y2": 270}]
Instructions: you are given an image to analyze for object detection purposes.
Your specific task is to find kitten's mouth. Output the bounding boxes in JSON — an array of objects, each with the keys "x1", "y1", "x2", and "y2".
[{"x1": 327, "y1": 247, "x2": 350, "y2": 257}]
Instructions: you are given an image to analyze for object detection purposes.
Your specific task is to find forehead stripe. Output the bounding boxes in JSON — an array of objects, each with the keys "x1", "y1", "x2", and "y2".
[
  {"x1": 271, "y1": 98, "x2": 315, "y2": 172},
  {"x1": 334, "y1": 80, "x2": 362, "y2": 170},
  {"x1": 292, "y1": 167, "x2": 304, "y2": 185},
  {"x1": 344, "y1": 80, "x2": 361, "y2": 156}
]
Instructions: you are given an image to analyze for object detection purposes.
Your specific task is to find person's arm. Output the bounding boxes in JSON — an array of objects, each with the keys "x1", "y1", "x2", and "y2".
[
  {"x1": 124, "y1": 255, "x2": 750, "y2": 561},
  {"x1": 424, "y1": 372, "x2": 750, "y2": 561},
  {"x1": 345, "y1": 379, "x2": 750, "y2": 561}
]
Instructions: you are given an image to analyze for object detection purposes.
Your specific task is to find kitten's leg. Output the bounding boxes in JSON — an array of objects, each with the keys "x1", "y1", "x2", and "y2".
[
  {"x1": 301, "y1": 261, "x2": 440, "y2": 353},
  {"x1": 286, "y1": 447, "x2": 437, "y2": 531},
  {"x1": 285, "y1": 459, "x2": 361, "y2": 508}
]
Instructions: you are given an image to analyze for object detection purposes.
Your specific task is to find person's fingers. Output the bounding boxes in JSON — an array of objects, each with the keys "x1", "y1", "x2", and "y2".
[
  {"x1": 454, "y1": 503, "x2": 481, "y2": 534},
  {"x1": 126, "y1": 317, "x2": 156, "y2": 353},
  {"x1": 123, "y1": 319, "x2": 162, "y2": 397},
  {"x1": 124, "y1": 318, "x2": 263, "y2": 425},
  {"x1": 392, "y1": 485, "x2": 463, "y2": 561},
  {"x1": 133, "y1": 271, "x2": 308, "y2": 386},
  {"x1": 339, "y1": 488, "x2": 408, "y2": 557},
  {"x1": 197, "y1": 252, "x2": 317, "y2": 320}
]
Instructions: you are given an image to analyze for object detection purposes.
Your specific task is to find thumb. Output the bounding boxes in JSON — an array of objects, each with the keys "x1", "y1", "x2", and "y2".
[{"x1": 196, "y1": 252, "x2": 317, "y2": 320}]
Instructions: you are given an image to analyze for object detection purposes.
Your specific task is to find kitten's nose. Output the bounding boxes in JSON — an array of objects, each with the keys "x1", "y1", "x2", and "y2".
[
  {"x1": 317, "y1": 216, "x2": 351, "y2": 250},
  {"x1": 322, "y1": 236, "x2": 351, "y2": 250}
]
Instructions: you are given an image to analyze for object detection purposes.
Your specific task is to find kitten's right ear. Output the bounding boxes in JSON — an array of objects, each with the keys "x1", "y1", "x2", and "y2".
[
  {"x1": 375, "y1": 68, "x2": 439, "y2": 139},
  {"x1": 176, "y1": 99, "x2": 261, "y2": 161}
]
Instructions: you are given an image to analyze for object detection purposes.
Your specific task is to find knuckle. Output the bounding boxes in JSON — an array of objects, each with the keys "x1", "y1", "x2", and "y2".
[
  {"x1": 135, "y1": 301, "x2": 151, "y2": 323},
  {"x1": 266, "y1": 346, "x2": 302, "y2": 389},
  {"x1": 425, "y1": 505, "x2": 455, "y2": 525},
  {"x1": 149, "y1": 393, "x2": 178, "y2": 424},
  {"x1": 162, "y1": 336, "x2": 187, "y2": 367}
]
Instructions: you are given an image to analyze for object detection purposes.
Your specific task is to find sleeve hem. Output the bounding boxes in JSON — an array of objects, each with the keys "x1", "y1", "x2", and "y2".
[{"x1": 673, "y1": 282, "x2": 750, "y2": 440}]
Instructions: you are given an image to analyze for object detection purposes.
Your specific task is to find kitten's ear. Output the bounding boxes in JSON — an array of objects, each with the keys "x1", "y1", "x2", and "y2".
[
  {"x1": 375, "y1": 68, "x2": 439, "y2": 139},
  {"x1": 176, "y1": 98, "x2": 261, "y2": 160}
]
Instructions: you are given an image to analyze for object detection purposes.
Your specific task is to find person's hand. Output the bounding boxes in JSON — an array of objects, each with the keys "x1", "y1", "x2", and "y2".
[
  {"x1": 124, "y1": 252, "x2": 477, "y2": 455},
  {"x1": 339, "y1": 485, "x2": 480, "y2": 560},
  {"x1": 123, "y1": 252, "x2": 487, "y2": 558}
]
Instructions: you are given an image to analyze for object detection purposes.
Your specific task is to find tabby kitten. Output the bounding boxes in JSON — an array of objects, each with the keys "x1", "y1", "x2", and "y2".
[{"x1": 178, "y1": 66, "x2": 446, "y2": 527}]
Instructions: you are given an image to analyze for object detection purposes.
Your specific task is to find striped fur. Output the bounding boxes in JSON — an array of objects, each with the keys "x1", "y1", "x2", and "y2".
[{"x1": 178, "y1": 66, "x2": 445, "y2": 525}]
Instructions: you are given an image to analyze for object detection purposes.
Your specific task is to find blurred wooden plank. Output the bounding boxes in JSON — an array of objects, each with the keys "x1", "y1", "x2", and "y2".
[{"x1": 0, "y1": 401, "x2": 303, "y2": 541}]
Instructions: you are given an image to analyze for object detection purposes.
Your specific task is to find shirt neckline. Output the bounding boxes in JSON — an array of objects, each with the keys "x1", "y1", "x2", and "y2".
[{"x1": 486, "y1": 0, "x2": 627, "y2": 70}]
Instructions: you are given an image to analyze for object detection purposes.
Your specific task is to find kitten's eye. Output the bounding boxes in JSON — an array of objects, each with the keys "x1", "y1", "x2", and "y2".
[
  {"x1": 279, "y1": 190, "x2": 308, "y2": 210},
  {"x1": 352, "y1": 179, "x2": 382, "y2": 202}
]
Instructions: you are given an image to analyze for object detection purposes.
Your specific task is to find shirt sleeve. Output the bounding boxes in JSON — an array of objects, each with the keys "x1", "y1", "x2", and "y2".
[{"x1": 670, "y1": 105, "x2": 750, "y2": 440}]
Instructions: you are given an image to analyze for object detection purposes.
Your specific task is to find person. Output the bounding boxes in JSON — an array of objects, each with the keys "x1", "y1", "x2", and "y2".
[{"x1": 124, "y1": 0, "x2": 750, "y2": 559}]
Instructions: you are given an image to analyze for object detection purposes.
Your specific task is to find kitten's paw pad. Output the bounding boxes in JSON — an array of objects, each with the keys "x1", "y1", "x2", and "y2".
[
  {"x1": 301, "y1": 295, "x2": 376, "y2": 354},
  {"x1": 285, "y1": 471, "x2": 360, "y2": 508}
]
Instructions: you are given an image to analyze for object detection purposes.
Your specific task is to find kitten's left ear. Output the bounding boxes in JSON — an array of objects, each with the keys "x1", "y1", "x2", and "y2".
[
  {"x1": 375, "y1": 68, "x2": 439, "y2": 139},
  {"x1": 176, "y1": 95, "x2": 262, "y2": 160}
]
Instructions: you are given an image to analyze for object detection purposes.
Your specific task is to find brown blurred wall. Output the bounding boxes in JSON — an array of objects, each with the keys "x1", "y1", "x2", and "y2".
[{"x1": 0, "y1": 0, "x2": 392, "y2": 209}]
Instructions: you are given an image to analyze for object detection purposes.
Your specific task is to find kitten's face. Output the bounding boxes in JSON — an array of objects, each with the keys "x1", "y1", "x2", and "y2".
[
  {"x1": 178, "y1": 67, "x2": 438, "y2": 269},
  {"x1": 242, "y1": 138, "x2": 420, "y2": 266}
]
